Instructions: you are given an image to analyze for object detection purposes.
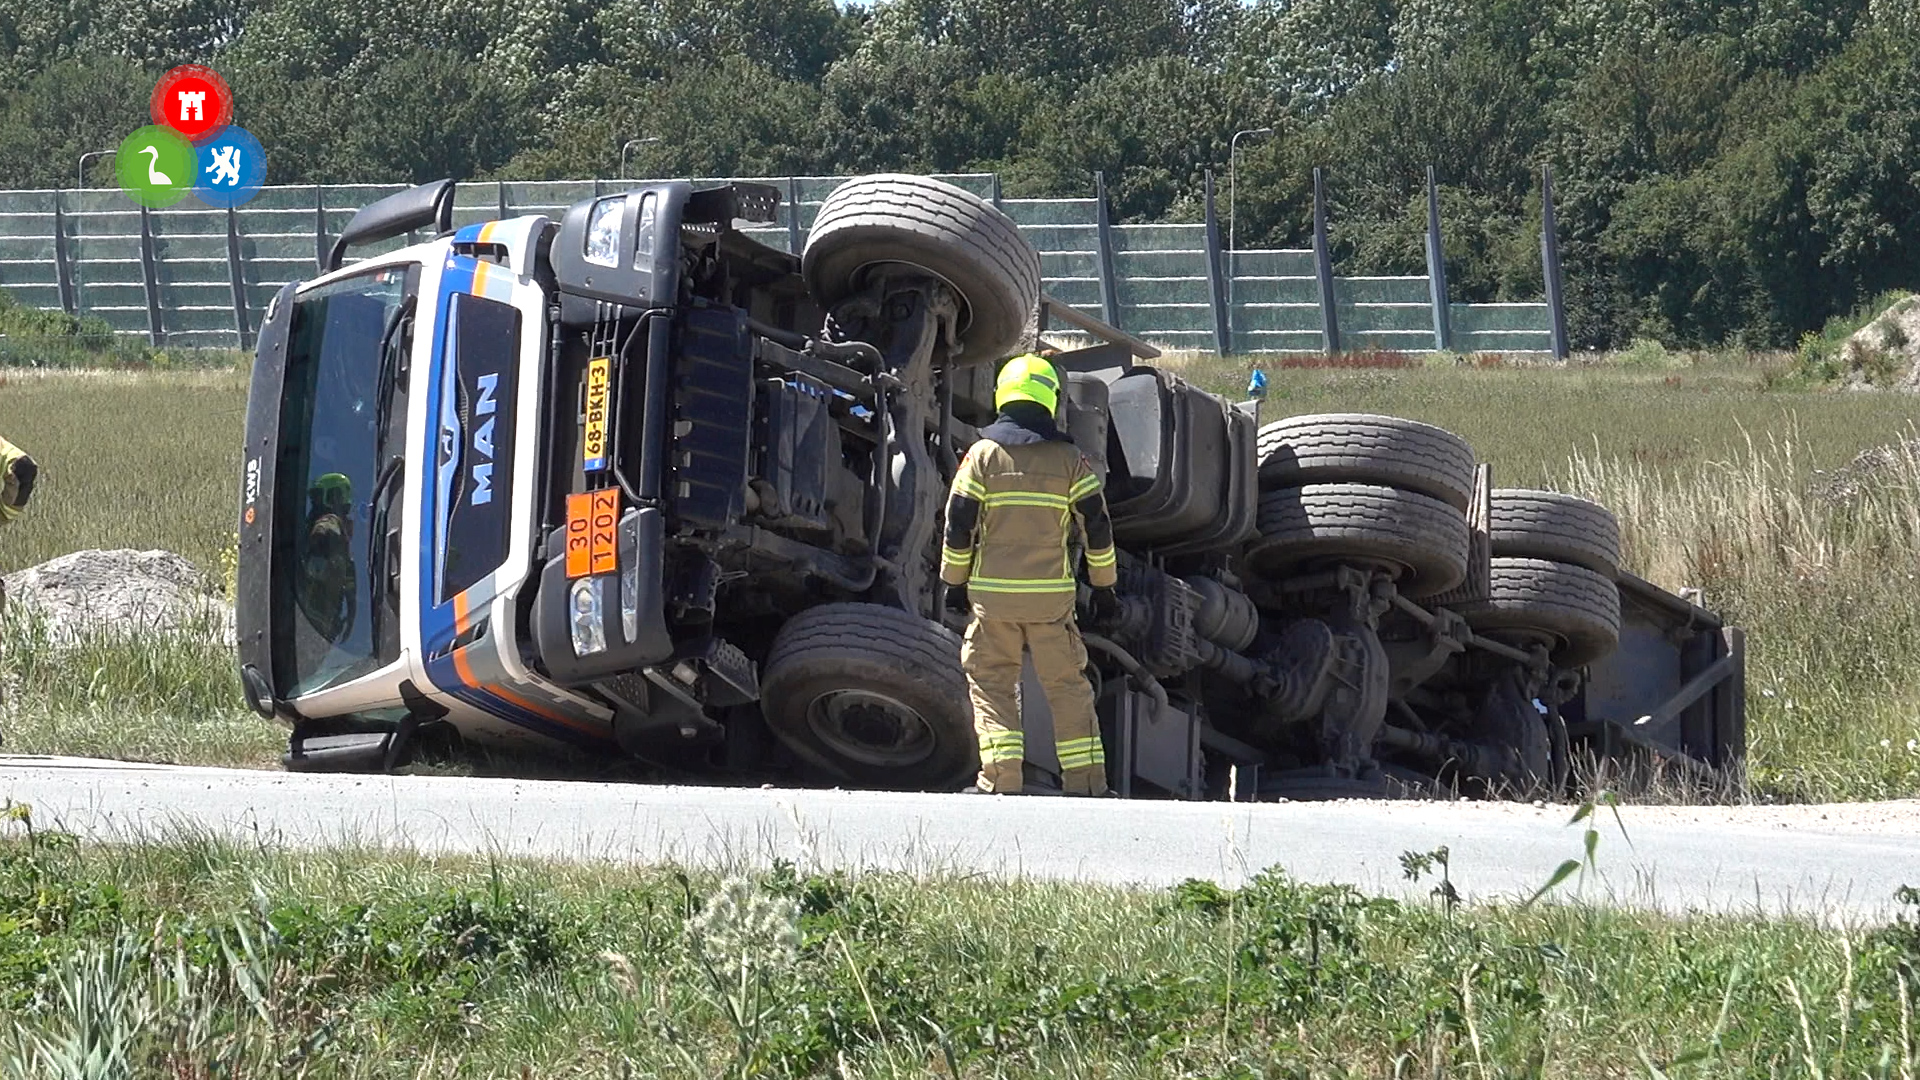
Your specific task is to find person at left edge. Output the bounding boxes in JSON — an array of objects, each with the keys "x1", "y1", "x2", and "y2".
[
  {"x1": 0, "y1": 435, "x2": 37, "y2": 527},
  {"x1": 0, "y1": 434, "x2": 38, "y2": 615}
]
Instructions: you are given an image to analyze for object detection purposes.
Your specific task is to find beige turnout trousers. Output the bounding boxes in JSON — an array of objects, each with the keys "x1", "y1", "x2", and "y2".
[{"x1": 962, "y1": 614, "x2": 1106, "y2": 795}]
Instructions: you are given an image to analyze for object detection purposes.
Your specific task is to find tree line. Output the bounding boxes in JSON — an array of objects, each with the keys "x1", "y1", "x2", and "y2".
[{"x1": 0, "y1": 0, "x2": 1915, "y2": 349}]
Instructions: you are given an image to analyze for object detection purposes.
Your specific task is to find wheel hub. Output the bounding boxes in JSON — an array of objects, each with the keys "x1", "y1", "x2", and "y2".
[{"x1": 806, "y1": 689, "x2": 936, "y2": 767}]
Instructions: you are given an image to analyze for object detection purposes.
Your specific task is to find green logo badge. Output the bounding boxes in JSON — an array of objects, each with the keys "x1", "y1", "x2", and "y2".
[{"x1": 116, "y1": 126, "x2": 196, "y2": 207}]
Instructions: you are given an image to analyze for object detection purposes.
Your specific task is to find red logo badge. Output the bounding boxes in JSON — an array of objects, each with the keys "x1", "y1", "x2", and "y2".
[{"x1": 150, "y1": 65, "x2": 233, "y2": 144}]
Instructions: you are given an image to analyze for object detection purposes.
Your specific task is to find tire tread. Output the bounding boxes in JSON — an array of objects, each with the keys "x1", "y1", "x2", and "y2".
[
  {"x1": 1247, "y1": 483, "x2": 1470, "y2": 597},
  {"x1": 1486, "y1": 489, "x2": 1621, "y2": 578},
  {"x1": 1257, "y1": 413, "x2": 1477, "y2": 510}
]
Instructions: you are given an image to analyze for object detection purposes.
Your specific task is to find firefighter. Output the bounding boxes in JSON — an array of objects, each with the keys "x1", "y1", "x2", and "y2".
[
  {"x1": 298, "y1": 472, "x2": 357, "y2": 643},
  {"x1": 941, "y1": 353, "x2": 1120, "y2": 795},
  {"x1": 0, "y1": 435, "x2": 37, "y2": 526},
  {"x1": 0, "y1": 434, "x2": 36, "y2": 616}
]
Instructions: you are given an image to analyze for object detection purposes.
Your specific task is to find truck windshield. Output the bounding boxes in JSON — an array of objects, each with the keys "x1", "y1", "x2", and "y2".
[{"x1": 269, "y1": 265, "x2": 417, "y2": 698}]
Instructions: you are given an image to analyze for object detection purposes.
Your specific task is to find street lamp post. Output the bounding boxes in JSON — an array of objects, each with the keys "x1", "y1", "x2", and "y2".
[
  {"x1": 619, "y1": 137, "x2": 662, "y2": 180},
  {"x1": 1227, "y1": 127, "x2": 1274, "y2": 257},
  {"x1": 77, "y1": 149, "x2": 115, "y2": 190}
]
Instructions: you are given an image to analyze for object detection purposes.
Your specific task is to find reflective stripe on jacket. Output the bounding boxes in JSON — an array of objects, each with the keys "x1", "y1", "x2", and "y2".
[{"x1": 940, "y1": 434, "x2": 1117, "y2": 622}]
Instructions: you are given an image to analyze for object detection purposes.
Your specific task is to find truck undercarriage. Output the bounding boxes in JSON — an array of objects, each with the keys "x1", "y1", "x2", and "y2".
[{"x1": 236, "y1": 174, "x2": 1745, "y2": 800}]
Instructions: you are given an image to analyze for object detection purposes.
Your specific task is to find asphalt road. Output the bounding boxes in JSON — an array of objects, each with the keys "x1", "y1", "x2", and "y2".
[{"x1": 2, "y1": 755, "x2": 1915, "y2": 923}]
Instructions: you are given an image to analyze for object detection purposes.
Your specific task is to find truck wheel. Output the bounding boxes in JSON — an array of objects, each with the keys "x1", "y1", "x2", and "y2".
[
  {"x1": 803, "y1": 174, "x2": 1041, "y2": 367},
  {"x1": 1246, "y1": 483, "x2": 1469, "y2": 598},
  {"x1": 760, "y1": 602, "x2": 977, "y2": 789},
  {"x1": 1488, "y1": 489, "x2": 1621, "y2": 578},
  {"x1": 1256, "y1": 414, "x2": 1477, "y2": 511},
  {"x1": 1457, "y1": 557, "x2": 1621, "y2": 667}
]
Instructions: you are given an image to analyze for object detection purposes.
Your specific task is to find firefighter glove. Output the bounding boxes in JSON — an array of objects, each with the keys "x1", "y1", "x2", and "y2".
[
  {"x1": 944, "y1": 583, "x2": 970, "y2": 614},
  {"x1": 1090, "y1": 586, "x2": 1121, "y2": 626}
]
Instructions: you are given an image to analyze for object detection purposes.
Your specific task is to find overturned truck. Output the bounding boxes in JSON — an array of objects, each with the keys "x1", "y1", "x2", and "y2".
[{"x1": 235, "y1": 173, "x2": 1744, "y2": 798}]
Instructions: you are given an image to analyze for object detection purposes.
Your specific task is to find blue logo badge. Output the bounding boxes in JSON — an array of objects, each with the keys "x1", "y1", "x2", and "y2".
[{"x1": 193, "y1": 125, "x2": 266, "y2": 208}]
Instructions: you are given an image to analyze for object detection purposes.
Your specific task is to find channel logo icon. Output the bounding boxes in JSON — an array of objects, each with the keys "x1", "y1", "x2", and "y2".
[
  {"x1": 117, "y1": 65, "x2": 267, "y2": 208},
  {"x1": 194, "y1": 126, "x2": 266, "y2": 208},
  {"x1": 151, "y1": 65, "x2": 233, "y2": 144},
  {"x1": 116, "y1": 126, "x2": 196, "y2": 208}
]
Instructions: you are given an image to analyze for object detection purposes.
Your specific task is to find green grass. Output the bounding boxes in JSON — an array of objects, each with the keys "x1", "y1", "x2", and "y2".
[
  {"x1": 5, "y1": 364, "x2": 1920, "y2": 799},
  {"x1": 0, "y1": 823, "x2": 1913, "y2": 1078},
  {"x1": 0, "y1": 369, "x2": 247, "y2": 575},
  {"x1": 0, "y1": 611, "x2": 280, "y2": 768},
  {"x1": 1170, "y1": 351, "x2": 1920, "y2": 488}
]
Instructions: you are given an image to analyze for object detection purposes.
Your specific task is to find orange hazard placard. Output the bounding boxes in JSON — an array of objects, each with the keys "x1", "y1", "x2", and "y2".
[{"x1": 565, "y1": 488, "x2": 620, "y2": 578}]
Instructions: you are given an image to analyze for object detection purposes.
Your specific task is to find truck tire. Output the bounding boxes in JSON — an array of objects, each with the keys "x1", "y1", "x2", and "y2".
[
  {"x1": 803, "y1": 174, "x2": 1041, "y2": 367},
  {"x1": 1488, "y1": 489, "x2": 1621, "y2": 579},
  {"x1": 1256, "y1": 414, "x2": 1477, "y2": 511},
  {"x1": 1246, "y1": 483, "x2": 1469, "y2": 598},
  {"x1": 760, "y1": 602, "x2": 977, "y2": 789},
  {"x1": 1457, "y1": 557, "x2": 1621, "y2": 667}
]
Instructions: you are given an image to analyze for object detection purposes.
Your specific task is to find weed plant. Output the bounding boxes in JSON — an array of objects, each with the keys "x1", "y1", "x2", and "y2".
[
  {"x1": 1568, "y1": 431, "x2": 1920, "y2": 801},
  {"x1": 1788, "y1": 291, "x2": 1915, "y2": 387},
  {"x1": 0, "y1": 822, "x2": 1914, "y2": 1078},
  {"x1": 0, "y1": 291, "x2": 245, "y2": 370}
]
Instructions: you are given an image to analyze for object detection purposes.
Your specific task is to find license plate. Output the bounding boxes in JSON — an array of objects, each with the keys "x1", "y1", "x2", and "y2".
[
  {"x1": 582, "y1": 356, "x2": 611, "y2": 472},
  {"x1": 564, "y1": 488, "x2": 620, "y2": 578}
]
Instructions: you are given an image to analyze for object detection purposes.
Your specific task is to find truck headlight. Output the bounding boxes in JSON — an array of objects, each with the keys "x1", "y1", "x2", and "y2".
[
  {"x1": 620, "y1": 554, "x2": 640, "y2": 642},
  {"x1": 569, "y1": 576, "x2": 607, "y2": 655},
  {"x1": 583, "y1": 197, "x2": 623, "y2": 268}
]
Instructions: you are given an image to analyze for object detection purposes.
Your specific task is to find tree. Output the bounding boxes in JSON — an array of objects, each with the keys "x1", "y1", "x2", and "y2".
[
  {"x1": 594, "y1": 0, "x2": 855, "y2": 83},
  {"x1": 509, "y1": 58, "x2": 827, "y2": 180},
  {"x1": 336, "y1": 49, "x2": 529, "y2": 183},
  {"x1": 0, "y1": 55, "x2": 149, "y2": 189}
]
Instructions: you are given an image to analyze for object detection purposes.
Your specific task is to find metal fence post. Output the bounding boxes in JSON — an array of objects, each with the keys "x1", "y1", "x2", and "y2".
[
  {"x1": 787, "y1": 176, "x2": 803, "y2": 255},
  {"x1": 1202, "y1": 170, "x2": 1231, "y2": 355},
  {"x1": 226, "y1": 206, "x2": 251, "y2": 350},
  {"x1": 313, "y1": 185, "x2": 327, "y2": 272},
  {"x1": 1093, "y1": 171, "x2": 1121, "y2": 329},
  {"x1": 497, "y1": 180, "x2": 508, "y2": 220},
  {"x1": 990, "y1": 172, "x2": 1002, "y2": 208},
  {"x1": 1312, "y1": 167, "x2": 1341, "y2": 355},
  {"x1": 1424, "y1": 166, "x2": 1452, "y2": 353},
  {"x1": 1540, "y1": 166, "x2": 1570, "y2": 361},
  {"x1": 138, "y1": 204, "x2": 162, "y2": 346},
  {"x1": 51, "y1": 192, "x2": 75, "y2": 315}
]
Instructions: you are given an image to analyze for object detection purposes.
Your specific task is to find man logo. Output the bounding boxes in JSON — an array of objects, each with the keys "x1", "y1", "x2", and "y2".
[{"x1": 470, "y1": 372, "x2": 498, "y2": 506}]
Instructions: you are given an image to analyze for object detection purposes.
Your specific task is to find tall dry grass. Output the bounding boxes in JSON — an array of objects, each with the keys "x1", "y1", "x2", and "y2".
[{"x1": 1566, "y1": 428, "x2": 1920, "y2": 801}]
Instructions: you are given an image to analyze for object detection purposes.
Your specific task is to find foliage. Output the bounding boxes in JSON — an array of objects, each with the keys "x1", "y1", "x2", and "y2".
[
  {"x1": 1786, "y1": 290, "x2": 1914, "y2": 386},
  {"x1": 0, "y1": 833, "x2": 1915, "y2": 1076},
  {"x1": 0, "y1": 0, "x2": 1910, "y2": 346},
  {"x1": 0, "y1": 287, "x2": 241, "y2": 368}
]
